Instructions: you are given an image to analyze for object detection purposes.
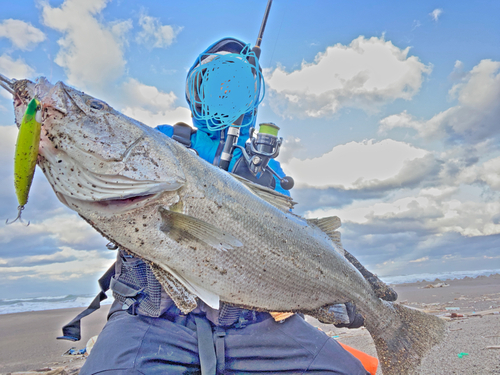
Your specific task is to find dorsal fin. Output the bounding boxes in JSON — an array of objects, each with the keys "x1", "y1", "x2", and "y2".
[
  {"x1": 230, "y1": 173, "x2": 297, "y2": 212},
  {"x1": 307, "y1": 216, "x2": 344, "y2": 254}
]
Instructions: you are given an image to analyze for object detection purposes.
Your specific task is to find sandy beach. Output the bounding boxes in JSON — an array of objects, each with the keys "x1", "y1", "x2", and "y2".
[
  {"x1": 1, "y1": 274, "x2": 499, "y2": 374},
  {"x1": 0, "y1": 306, "x2": 111, "y2": 374}
]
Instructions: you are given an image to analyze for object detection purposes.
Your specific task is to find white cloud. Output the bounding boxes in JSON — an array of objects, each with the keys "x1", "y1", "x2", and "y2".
[
  {"x1": 19, "y1": 247, "x2": 81, "y2": 264},
  {"x1": 120, "y1": 78, "x2": 191, "y2": 126},
  {"x1": 0, "y1": 19, "x2": 46, "y2": 50},
  {"x1": 309, "y1": 186, "x2": 500, "y2": 238},
  {"x1": 282, "y1": 139, "x2": 429, "y2": 189},
  {"x1": 411, "y1": 20, "x2": 421, "y2": 31},
  {"x1": 279, "y1": 137, "x2": 305, "y2": 164},
  {"x1": 0, "y1": 125, "x2": 18, "y2": 162},
  {"x1": 0, "y1": 246, "x2": 114, "y2": 281},
  {"x1": 457, "y1": 155, "x2": 500, "y2": 190},
  {"x1": 449, "y1": 60, "x2": 467, "y2": 81},
  {"x1": 0, "y1": 213, "x2": 102, "y2": 246},
  {"x1": 122, "y1": 106, "x2": 191, "y2": 127},
  {"x1": 379, "y1": 59, "x2": 500, "y2": 143},
  {"x1": 136, "y1": 14, "x2": 182, "y2": 49},
  {"x1": 0, "y1": 54, "x2": 35, "y2": 80},
  {"x1": 41, "y1": 0, "x2": 131, "y2": 90},
  {"x1": 110, "y1": 19, "x2": 133, "y2": 45},
  {"x1": 266, "y1": 36, "x2": 431, "y2": 118},
  {"x1": 122, "y1": 78, "x2": 176, "y2": 110},
  {"x1": 430, "y1": 9, "x2": 443, "y2": 22}
]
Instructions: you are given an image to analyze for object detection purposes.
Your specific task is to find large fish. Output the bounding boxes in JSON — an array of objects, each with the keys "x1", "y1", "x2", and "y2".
[{"x1": 1, "y1": 75, "x2": 446, "y2": 375}]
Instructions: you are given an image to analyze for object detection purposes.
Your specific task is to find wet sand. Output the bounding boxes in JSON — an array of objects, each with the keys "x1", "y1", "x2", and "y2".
[{"x1": 1, "y1": 274, "x2": 499, "y2": 374}]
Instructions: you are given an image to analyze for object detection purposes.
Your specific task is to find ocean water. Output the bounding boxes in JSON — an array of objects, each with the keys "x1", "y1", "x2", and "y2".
[
  {"x1": 380, "y1": 268, "x2": 500, "y2": 285},
  {"x1": 0, "y1": 294, "x2": 114, "y2": 315},
  {"x1": 1, "y1": 268, "x2": 498, "y2": 315}
]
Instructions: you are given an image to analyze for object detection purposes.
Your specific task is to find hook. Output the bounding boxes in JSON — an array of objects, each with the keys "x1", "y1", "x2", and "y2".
[{"x1": 6, "y1": 206, "x2": 30, "y2": 226}]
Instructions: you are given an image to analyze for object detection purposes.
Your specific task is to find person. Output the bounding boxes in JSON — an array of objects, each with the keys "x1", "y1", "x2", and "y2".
[{"x1": 79, "y1": 37, "x2": 371, "y2": 375}]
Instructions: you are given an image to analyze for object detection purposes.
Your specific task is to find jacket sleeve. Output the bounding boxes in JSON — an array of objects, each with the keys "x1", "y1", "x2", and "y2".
[
  {"x1": 155, "y1": 125, "x2": 291, "y2": 197},
  {"x1": 155, "y1": 125, "x2": 174, "y2": 138}
]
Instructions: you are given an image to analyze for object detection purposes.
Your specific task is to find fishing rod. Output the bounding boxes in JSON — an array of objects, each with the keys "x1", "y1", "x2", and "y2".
[
  {"x1": 253, "y1": 0, "x2": 273, "y2": 59},
  {"x1": 221, "y1": 0, "x2": 294, "y2": 190},
  {"x1": 218, "y1": 0, "x2": 273, "y2": 172}
]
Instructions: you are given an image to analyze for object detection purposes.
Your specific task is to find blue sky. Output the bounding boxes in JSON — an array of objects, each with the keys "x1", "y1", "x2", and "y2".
[{"x1": 0, "y1": 0, "x2": 499, "y2": 299}]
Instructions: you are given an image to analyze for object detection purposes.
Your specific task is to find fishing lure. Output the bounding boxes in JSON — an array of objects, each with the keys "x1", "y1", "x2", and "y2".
[{"x1": 7, "y1": 98, "x2": 42, "y2": 225}]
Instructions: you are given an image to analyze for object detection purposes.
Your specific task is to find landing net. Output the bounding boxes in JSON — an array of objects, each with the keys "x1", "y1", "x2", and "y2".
[{"x1": 187, "y1": 46, "x2": 265, "y2": 131}]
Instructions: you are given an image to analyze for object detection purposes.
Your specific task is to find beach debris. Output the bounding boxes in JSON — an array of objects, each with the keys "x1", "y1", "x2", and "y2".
[
  {"x1": 6, "y1": 368, "x2": 67, "y2": 375},
  {"x1": 469, "y1": 308, "x2": 500, "y2": 317},
  {"x1": 86, "y1": 335, "x2": 99, "y2": 356},
  {"x1": 457, "y1": 352, "x2": 469, "y2": 358},
  {"x1": 62, "y1": 347, "x2": 86, "y2": 356},
  {"x1": 485, "y1": 346, "x2": 500, "y2": 349},
  {"x1": 445, "y1": 307, "x2": 461, "y2": 311},
  {"x1": 448, "y1": 313, "x2": 464, "y2": 318},
  {"x1": 61, "y1": 335, "x2": 98, "y2": 358},
  {"x1": 423, "y1": 282, "x2": 450, "y2": 289}
]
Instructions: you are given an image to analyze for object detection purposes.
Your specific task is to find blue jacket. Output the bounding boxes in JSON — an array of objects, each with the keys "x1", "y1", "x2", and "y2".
[{"x1": 155, "y1": 121, "x2": 290, "y2": 195}]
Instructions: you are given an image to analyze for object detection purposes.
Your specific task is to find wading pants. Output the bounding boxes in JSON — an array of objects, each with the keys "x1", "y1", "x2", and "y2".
[{"x1": 80, "y1": 306, "x2": 369, "y2": 375}]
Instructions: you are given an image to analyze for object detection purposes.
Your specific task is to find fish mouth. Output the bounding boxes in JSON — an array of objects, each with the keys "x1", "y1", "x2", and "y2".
[
  {"x1": 39, "y1": 148, "x2": 181, "y2": 215},
  {"x1": 0, "y1": 74, "x2": 15, "y2": 95},
  {"x1": 97, "y1": 193, "x2": 157, "y2": 207}
]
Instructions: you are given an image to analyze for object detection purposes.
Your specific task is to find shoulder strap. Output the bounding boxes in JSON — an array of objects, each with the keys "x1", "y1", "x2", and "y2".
[
  {"x1": 172, "y1": 122, "x2": 196, "y2": 148},
  {"x1": 57, "y1": 263, "x2": 115, "y2": 341}
]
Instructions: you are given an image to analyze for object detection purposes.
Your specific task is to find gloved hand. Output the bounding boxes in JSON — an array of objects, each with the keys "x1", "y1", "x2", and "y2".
[
  {"x1": 317, "y1": 302, "x2": 364, "y2": 329},
  {"x1": 333, "y1": 302, "x2": 364, "y2": 329}
]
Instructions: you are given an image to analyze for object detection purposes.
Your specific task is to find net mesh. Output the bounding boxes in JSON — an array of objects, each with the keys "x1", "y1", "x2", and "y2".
[
  {"x1": 187, "y1": 46, "x2": 264, "y2": 131},
  {"x1": 113, "y1": 257, "x2": 163, "y2": 317}
]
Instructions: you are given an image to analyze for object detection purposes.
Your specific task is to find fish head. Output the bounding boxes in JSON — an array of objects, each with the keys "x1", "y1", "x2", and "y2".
[{"x1": 1, "y1": 74, "x2": 186, "y2": 216}]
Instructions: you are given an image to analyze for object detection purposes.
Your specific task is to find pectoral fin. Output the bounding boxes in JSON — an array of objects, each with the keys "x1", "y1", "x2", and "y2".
[
  {"x1": 159, "y1": 206, "x2": 243, "y2": 251},
  {"x1": 150, "y1": 262, "x2": 220, "y2": 311},
  {"x1": 150, "y1": 263, "x2": 198, "y2": 313}
]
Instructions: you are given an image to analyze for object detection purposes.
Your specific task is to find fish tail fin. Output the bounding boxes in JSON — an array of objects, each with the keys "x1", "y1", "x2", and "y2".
[{"x1": 367, "y1": 301, "x2": 447, "y2": 375}]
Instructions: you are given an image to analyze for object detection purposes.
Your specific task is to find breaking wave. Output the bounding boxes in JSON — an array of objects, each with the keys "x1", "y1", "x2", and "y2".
[
  {"x1": 0, "y1": 294, "x2": 114, "y2": 315},
  {"x1": 381, "y1": 268, "x2": 500, "y2": 285}
]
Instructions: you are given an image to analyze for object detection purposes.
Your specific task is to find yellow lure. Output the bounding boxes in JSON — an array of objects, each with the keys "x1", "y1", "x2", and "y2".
[{"x1": 7, "y1": 98, "x2": 42, "y2": 225}]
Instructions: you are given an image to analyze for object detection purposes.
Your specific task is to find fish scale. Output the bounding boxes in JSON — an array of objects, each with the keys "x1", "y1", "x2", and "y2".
[
  {"x1": 1, "y1": 75, "x2": 447, "y2": 375},
  {"x1": 167, "y1": 143, "x2": 380, "y2": 310}
]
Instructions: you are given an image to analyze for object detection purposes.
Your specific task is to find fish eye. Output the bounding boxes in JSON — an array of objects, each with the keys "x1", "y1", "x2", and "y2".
[{"x1": 89, "y1": 100, "x2": 105, "y2": 110}]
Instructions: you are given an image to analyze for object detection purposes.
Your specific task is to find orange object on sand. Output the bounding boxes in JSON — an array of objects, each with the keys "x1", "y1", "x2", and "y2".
[{"x1": 339, "y1": 342, "x2": 379, "y2": 375}]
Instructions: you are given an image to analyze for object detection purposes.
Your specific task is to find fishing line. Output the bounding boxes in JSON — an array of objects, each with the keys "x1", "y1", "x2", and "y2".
[{"x1": 266, "y1": 4, "x2": 287, "y2": 70}]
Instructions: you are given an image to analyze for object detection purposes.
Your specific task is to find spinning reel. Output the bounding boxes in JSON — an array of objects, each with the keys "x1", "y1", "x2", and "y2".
[{"x1": 234, "y1": 122, "x2": 294, "y2": 190}]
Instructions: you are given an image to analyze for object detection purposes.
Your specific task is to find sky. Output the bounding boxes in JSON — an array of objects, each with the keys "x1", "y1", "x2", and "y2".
[{"x1": 0, "y1": 0, "x2": 499, "y2": 299}]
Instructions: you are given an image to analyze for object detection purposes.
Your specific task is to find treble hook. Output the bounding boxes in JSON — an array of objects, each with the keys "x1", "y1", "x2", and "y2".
[{"x1": 6, "y1": 205, "x2": 30, "y2": 226}]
